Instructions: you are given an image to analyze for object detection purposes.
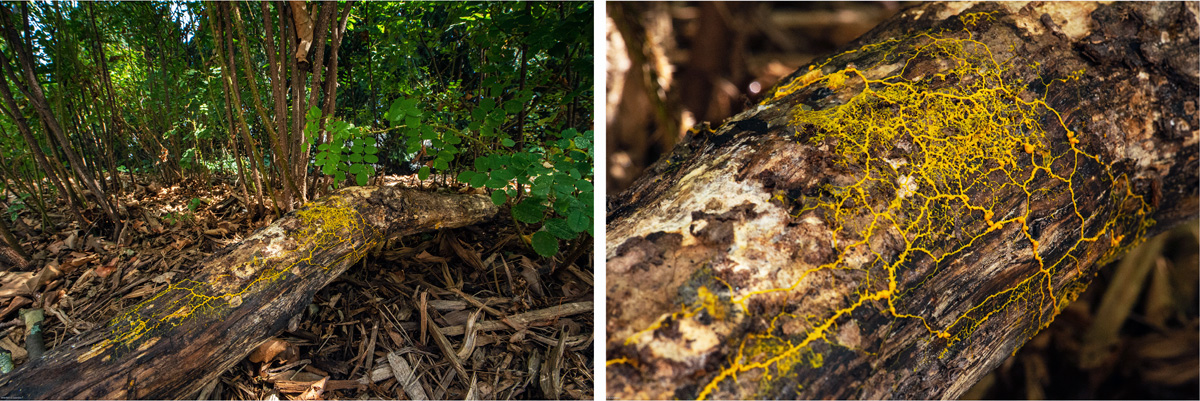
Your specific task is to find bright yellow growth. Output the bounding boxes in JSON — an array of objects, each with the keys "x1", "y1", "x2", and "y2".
[
  {"x1": 687, "y1": 22, "x2": 1153, "y2": 399},
  {"x1": 81, "y1": 197, "x2": 381, "y2": 361}
]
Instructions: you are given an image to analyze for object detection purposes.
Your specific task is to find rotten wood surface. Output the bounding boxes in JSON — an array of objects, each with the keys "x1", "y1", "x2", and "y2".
[
  {"x1": 0, "y1": 186, "x2": 497, "y2": 399},
  {"x1": 606, "y1": 2, "x2": 1198, "y2": 399}
]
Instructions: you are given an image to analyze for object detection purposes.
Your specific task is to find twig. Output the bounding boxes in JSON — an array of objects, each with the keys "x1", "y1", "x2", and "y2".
[{"x1": 438, "y1": 301, "x2": 592, "y2": 336}]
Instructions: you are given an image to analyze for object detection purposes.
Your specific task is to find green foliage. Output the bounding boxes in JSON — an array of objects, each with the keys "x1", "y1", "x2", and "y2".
[
  {"x1": 310, "y1": 107, "x2": 380, "y2": 187},
  {"x1": 161, "y1": 211, "x2": 194, "y2": 226},
  {"x1": 6, "y1": 193, "x2": 29, "y2": 223},
  {"x1": 457, "y1": 128, "x2": 594, "y2": 257},
  {"x1": 187, "y1": 197, "x2": 203, "y2": 212},
  {"x1": 363, "y1": 2, "x2": 594, "y2": 258}
]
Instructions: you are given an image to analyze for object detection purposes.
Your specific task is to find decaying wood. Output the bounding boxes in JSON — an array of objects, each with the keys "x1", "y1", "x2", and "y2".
[
  {"x1": 0, "y1": 186, "x2": 497, "y2": 399},
  {"x1": 607, "y1": 2, "x2": 1198, "y2": 399}
]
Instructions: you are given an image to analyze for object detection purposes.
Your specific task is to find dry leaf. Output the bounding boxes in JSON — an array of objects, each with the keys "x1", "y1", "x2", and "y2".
[
  {"x1": 64, "y1": 230, "x2": 78, "y2": 250},
  {"x1": 203, "y1": 228, "x2": 228, "y2": 237},
  {"x1": 94, "y1": 264, "x2": 117, "y2": 279},
  {"x1": 0, "y1": 272, "x2": 35, "y2": 299},
  {"x1": 67, "y1": 253, "x2": 99, "y2": 268},
  {"x1": 46, "y1": 240, "x2": 67, "y2": 255},
  {"x1": 249, "y1": 338, "x2": 294, "y2": 364},
  {"x1": 414, "y1": 251, "x2": 449, "y2": 263}
]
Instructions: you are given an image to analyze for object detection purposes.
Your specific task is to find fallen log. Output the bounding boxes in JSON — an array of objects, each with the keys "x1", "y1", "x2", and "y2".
[
  {"x1": 0, "y1": 186, "x2": 497, "y2": 399},
  {"x1": 606, "y1": 2, "x2": 1197, "y2": 399}
]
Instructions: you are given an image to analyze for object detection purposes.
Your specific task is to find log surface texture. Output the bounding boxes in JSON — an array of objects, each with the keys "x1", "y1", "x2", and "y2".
[
  {"x1": 606, "y1": 2, "x2": 1198, "y2": 399},
  {"x1": 0, "y1": 186, "x2": 497, "y2": 399}
]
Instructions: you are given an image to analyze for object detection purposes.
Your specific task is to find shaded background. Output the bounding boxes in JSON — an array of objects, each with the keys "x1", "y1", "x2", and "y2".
[{"x1": 605, "y1": 2, "x2": 1199, "y2": 399}]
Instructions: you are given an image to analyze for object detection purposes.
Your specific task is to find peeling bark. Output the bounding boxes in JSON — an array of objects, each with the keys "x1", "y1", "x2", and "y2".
[
  {"x1": 606, "y1": 2, "x2": 1198, "y2": 399},
  {"x1": 0, "y1": 187, "x2": 497, "y2": 399}
]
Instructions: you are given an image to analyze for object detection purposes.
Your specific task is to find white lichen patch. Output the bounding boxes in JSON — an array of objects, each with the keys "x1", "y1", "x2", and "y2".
[
  {"x1": 836, "y1": 320, "x2": 863, "y2": 349},
  {"x1": 646, "y1": 316, "x2": 721, "y2": 362},
  {"x1": 896, "y1": 175, "x2": 918, "y2": 199},
  {"x1": 937, "y1": 2, "x2": 998, "y2": 20},
  {"x1": 727, "y1": 206, "x2": 790, "y2": 276},
  {"x1": 1034, "y1": 1, "x2": 1099, "y2": 41},
  {"x1": 865, "y1": 61, "x2": 905, "y2": 81},
  {"x1": 607, "y1": 146, "x2": 775, "y2": 259}
]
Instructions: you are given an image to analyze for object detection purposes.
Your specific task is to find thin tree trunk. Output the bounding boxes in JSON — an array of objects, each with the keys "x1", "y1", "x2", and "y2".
[
  {"x1": 0, "y1": 75, "x2": 88, "y2": 226},
  {"x1": 230, "y1": 2, "x2": 302, "y2": 209},
  {"x1": 0, "y1": 5, "x2": 120, "y2": 225},
  {"x1": 209, "y1": 2, "x2": 269, "y2": 216},
  {"x1": 319, "y1": 3, "x2": 351, "y2": 123},
  {"x1": 606, "y1": 2, "x2": 1199, "y2": 399}
]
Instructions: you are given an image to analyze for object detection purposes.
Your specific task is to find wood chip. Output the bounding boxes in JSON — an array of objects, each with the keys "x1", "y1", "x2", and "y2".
[{"x1": 387, "y1": 351, "x2": 427, "y2": 400}]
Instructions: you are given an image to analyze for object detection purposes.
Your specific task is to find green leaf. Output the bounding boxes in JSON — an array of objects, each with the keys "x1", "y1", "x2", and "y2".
[
  {"x1": 531, "y1": 175, "x2": 552, "y2": 196},
  {"x1": 484, "y1": 177, "x2": 507, "y2": 189},
  {"x1": 543, "y1": 218, "x2": 574, "y2": 239},
  {"x1": 491, "y1": 168, "x2": 516, "y2": 182},
  {"x1": 567, "y1": 209, "x2": 590, "y2": 233},
  {"x1": 511, "y1": 198, "x2": 545, "y2": 223},
  {"x1": 418, "y1": 166, "x2": 430, "y2": 181},
  {"x1": 501, "y1": 138, "x2": 516, "y2": 147},
  {"x1": 503, "y1": 99, "x2": 523, "y2": 113},
  {"x1": 469, "y1": 173, "x2": 489, "y2": 188},
  {"x1": 321, "y1": 164, "x2": 336, "y2": 175},
  {"x1": 356, "y1": 172, "x2": 369, "y2": 186},
  {"x1": 490, "y1": 190, "x2": 507, "y2": 205},
  {"x1": 365, "y1": 154, "x2": 379, "y2": 163},
  {"x1": 387, "y1": 99, "x2": 404, "y2": 121},
  {"x1": 575, "y1": 179, "x2": 593, "y2": 193},
  {"x1": 573, "y1": 135, "x2": 591, "y2": 150},
  {"x1": 480, "y1": 98, "x2": 496, "y2": 111},
  {"x1": 433, "y1": 159, "x2": 449, "y2": 170},
  {"x1": 531, "y1": 231, "x2": 558, "y2": 257},
  {"x1": 554, "y1": 182, "x2": 575, "y2": 196},
  {"x1": 349, "y1": 153, "x2": 363, "y2": 163},
  {"x1": 457, "y1": 171, "x2": 477, "y2": 183},
  {"x1": 318, "y1": 143, "x2": 330, "y2": 151},
  {"x1": 400, "y1": 98, "x2": 419, "y2": 114}
]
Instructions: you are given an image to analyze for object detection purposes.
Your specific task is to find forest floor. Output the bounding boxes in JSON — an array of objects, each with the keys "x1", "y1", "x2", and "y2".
[{"x1": 0, "y1": 173, "x2": 593, "y2": 400}]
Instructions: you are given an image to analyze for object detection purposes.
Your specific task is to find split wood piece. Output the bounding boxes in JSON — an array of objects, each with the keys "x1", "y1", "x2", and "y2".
[
  {"x1": 606, "y1": 2, "x2": 1198, "y2": 400},
  {"x1": 438, "y1": 301, "x2": 593, "y2": 336},
  {"x1": 387, "y1": 351, "x2": 428, "y2": 400},
  {"x1": 0, "y1": 186, "x2": 497, "y2": 399}
]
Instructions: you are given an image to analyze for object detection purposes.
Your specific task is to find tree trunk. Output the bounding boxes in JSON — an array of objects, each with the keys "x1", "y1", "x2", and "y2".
[
  {"x1": 0, "y1": 5, "x2": 121, "y2": 226},
  {"x1": 0, "y1": 73, "x2": 89, "y2": 227},
  {"x1": 228, "y1": 2, "x2": 303, "y2": 209},
  {"x1": 606, "y1": 2, "x2": 1198, "y2": 399},
  {"x1": 208, "y1": 2, "x2": 268, "y2": 217},
  {"x1": 0, "y1": 186, "x2": 498, "y2": 399}
]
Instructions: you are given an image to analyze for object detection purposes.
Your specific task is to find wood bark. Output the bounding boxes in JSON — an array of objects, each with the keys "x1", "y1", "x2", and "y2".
[
  {"x1": 606, "y1": 2, "x2": 1198, "y2": 399},
  {"x1": 0, "y1": 186, "x2": 497, "y2": 399}
]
